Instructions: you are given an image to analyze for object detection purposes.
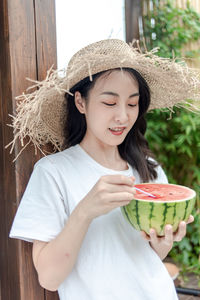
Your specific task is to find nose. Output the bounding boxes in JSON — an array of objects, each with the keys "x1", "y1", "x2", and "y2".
[{"x1": 114, "y1": 105, "x2": 129, "y2": 124}]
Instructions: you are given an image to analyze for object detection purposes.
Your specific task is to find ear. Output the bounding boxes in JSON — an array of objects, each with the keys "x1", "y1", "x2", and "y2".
[{"x1": 74, "y1": 91, "x2": 86, "y2": 114}]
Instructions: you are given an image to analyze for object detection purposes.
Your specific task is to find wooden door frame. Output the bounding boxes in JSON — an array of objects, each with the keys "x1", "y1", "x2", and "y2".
[
  {"x1": 0, "y1": 0, "x2": 58, "y2": 299},
  {"x1": 125, "y1": 0, "x2": 141, "y2": 42}
]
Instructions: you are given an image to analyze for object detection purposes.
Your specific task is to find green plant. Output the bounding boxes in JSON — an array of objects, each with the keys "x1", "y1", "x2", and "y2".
[
  {"x1": 142, "y1": 0, "x2": 200, "y2": 59},
  {"x1": 146, "y1": 109, "x2": 200, "y2": 282},
  {"x1": 142, "y1": 0, "x2": 200, "y2": 282}
]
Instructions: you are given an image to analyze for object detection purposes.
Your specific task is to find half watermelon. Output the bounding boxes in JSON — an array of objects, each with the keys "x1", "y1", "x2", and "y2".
[{"x1": 121, "y1": 183, "x2": 196, "y2": 236}]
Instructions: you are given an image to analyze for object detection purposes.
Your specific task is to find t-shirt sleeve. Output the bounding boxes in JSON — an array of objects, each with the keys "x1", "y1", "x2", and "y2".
[
  {"x1": 9, "y1": 160, "x2": 68, "y2": 243},
  {"x1": 153, "y1": 164, "x2": 168, "y2": 184}
]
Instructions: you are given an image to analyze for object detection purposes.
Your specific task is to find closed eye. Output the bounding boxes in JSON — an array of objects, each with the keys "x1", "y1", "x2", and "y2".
[
  {"x1": 102, "y1": 102, "x2": 116, "y2": 106},
  {"x1": 128, "y1": 104, "x2": 137, "y2": 107},
  {"x1": 102, "y1": 102, "x2": 138, "y2": 107}
]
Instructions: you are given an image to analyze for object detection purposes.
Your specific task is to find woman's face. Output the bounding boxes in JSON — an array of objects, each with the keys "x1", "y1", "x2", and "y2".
[{"x1": 75, "y1": 70, "x2": 140, "y2": 148}]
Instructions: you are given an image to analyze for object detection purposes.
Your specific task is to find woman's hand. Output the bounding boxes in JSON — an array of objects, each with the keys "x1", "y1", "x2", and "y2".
[
  {"x1": 78, "y1": 175, "x2": 136, "y2": 221},
  {"x1": 141, "y1": 215, "x2": 194, "y2": 260}
]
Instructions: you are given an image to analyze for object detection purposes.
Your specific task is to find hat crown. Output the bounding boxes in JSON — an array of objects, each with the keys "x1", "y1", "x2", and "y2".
[
  {"x1": 68, "y1": 39, "x2": 131, "y2": 66},
  {"x1": 66, "y1": 39, "x2": 134, "y2": 89}
]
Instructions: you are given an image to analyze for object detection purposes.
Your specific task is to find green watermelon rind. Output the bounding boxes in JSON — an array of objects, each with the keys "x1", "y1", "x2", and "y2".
[{"x1": 121, "y1": 184, "x2": 196, "y2": 236}]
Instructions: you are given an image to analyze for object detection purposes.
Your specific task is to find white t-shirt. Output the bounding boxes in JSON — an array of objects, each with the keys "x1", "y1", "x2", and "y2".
[{"x1": 10, "y1": 144, "x2": 178, "y2": 300}]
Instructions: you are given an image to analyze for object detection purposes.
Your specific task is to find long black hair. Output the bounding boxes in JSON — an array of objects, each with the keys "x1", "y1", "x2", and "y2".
[{"x1": 63, "y1": 68, "x2": 158, "y2": 182}]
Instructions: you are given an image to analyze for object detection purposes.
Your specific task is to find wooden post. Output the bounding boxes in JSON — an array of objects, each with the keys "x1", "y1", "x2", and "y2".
[
  {"x1": 0, "y1": 0, "x2": 58, "y2": 299},
  {"x1": 125, "y1": 0, "x2": 141, "y2": 43}
]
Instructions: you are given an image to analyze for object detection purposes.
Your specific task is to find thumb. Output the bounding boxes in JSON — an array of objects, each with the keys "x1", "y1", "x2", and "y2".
[
  {"x1": 129, "y1": 176, "x2": 135, "y2": 182},
  {"x1": 129, "y1": 176, "x2": 135, "y2": 184}
]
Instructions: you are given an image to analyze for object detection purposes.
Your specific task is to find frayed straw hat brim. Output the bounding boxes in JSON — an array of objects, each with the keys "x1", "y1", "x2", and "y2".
[{"x1": 6, "y1": 39, "x2": 200, "y2": 160}]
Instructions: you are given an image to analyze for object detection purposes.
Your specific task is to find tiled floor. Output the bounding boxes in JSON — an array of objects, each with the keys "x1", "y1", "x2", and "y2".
[
  {"x1": 176, "y1": 273, "x2": 199, "y2": 300},
  {"x1": 163, "y1": 259, "x2": 199, "y2": 300},
  {"x1": 178, "y1": 294, "x2": 198, "y2": 300}
]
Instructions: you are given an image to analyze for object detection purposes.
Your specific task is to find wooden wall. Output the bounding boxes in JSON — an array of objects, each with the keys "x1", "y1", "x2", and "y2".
[
  {"x1": 176, "y1": 0, "x2": 200, "y2": 10},
  {"x1": 0, "y1": 0, "x2": 59, "y2": 299}
]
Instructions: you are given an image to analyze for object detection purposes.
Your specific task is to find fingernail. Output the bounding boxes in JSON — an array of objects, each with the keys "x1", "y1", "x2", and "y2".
[
  {"x1": 150, "y1": 229, "x2": 155, "y2": 235},
  {"x1": 166, "y1": 225, "x2": 172, "y2": 231}
]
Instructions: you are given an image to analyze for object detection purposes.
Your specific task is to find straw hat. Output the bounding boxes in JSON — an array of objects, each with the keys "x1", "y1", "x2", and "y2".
[{"x1": 6, "y1": 39, "x2": 200, "y2": 159}]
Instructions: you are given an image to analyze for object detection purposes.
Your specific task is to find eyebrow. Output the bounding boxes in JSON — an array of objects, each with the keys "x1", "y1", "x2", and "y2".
[{"x1": 100, "y1": 91, "x2": 140, "y2": 98}]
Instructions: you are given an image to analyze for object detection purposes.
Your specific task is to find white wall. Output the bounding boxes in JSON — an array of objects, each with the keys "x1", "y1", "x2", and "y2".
[{"x1": 55, "y1": 0, "x2": 125, "y2": 69}]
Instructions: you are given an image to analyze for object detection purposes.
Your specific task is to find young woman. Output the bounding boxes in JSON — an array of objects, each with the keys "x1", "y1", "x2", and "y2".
[{"x1": 9, "y1": 39, "x2": 199, "y2": 300}]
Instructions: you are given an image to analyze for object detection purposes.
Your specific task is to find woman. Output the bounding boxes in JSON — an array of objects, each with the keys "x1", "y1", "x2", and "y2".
[{"x1": 9, "y1": 39, "x2": 199, "y2": 300}]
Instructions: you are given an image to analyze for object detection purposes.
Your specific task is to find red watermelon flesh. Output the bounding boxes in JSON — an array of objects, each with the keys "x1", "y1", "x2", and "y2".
[{"x1": 134, "y1": 184, "x2": 192, "y2": 201}]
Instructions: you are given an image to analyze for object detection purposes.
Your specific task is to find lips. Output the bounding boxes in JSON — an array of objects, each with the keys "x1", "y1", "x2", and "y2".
[{"x1": 109, "y1": 127, "x2": 126, "y2": 135}]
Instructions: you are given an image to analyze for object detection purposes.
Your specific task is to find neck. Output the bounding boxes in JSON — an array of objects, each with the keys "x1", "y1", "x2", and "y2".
[{"x1": 79, "y1": 139, "x2": 128, "y2": 171}]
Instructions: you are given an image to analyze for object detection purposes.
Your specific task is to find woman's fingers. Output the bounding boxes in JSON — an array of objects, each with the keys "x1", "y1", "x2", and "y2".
[
  {"x1": 96, "y1": 175, "x2": 136, "y2": 202},
  {"x1": 140, "y1": 231, "x2": 150, "y2": 241},
  {"x1": 173, "y1": 221, "x2": 187, "y2": 242},
  {"x1": 186, "y1": 215, "x2": 194, "y2": 224},
  {"x1": 109, "y1": 192, "x2": 135, "y2": 203},
  {"x1": 102, "y1": 174, "x2": 135, "y2": 186},
  {"x1": 140, "y1": 229, "x2": 159, "y2": 242},
  {"x1": 149, "y1": 228, "x2": 159, "y2": 244},
  {"x1": 163, "y1": 225, "x2": 173, "y2": 245},
  {"x1": 172, "y1": 215, "x2": 194, "y2": 241},
  {"x1": 171, "y1": 215, "x2": 193, "y2": 242},
  {"x1": 106, "y1": 182, "x2": 136, "y2": 194},
  {"x1": 141, "y1": 215, "x2": 193, "y2": 255}
]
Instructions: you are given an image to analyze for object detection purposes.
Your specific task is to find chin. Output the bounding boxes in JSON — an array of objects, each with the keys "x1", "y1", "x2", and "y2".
[{"x1": 105, "y1": 138, "x2": 126, "y2": 147}]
